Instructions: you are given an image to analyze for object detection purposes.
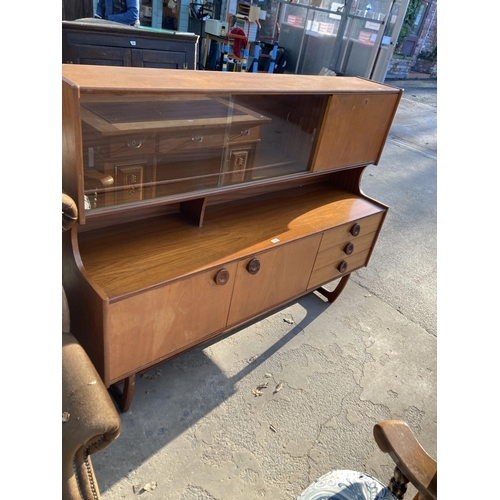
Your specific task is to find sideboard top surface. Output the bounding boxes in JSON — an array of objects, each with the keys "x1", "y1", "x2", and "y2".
[
  {"x1": 62, "y1": 64, "x2": 402, "y2": 95},
  {"x1": 78, "y1": 185, "x2": 384, "y2": 299}
]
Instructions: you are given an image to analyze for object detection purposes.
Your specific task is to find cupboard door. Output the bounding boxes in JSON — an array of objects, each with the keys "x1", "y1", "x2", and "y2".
[
  {"x1": 107, "y1": 263, "x2": 237, "y2": 382},
  {"x1": 132, "y1": 48, "x2": 188, "y2": 68},
  {"x1": 227, "y1": 235, "x2": 322, "y2": 326},
  {"x1": 311, "y1": 93, "x2": 399, "y2": 171},
  {"x1": 65, "y1": 43, "x2": 132, "y2": 66}
]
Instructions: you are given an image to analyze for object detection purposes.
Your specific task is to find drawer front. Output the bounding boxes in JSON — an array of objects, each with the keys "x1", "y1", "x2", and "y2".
[
  {"x1": 313, "y1": 231, "x2": 377, "y2": 270},
  {"x1": 86, "y1": 136, "x2": 155, "y2": 163},
  {"x1": 308, "y1": 212, "x2": 384, "y2": 289},
  {"x1": 228, "y1": 125, "x2": 261, "y2": 144},
  {"x1": 159, "y1": 131, "x2": 225, "y2": 153},
  {"x1": 108, "y1": 137, "x2": 156, "y2": 158},
  {"x1": 309, "y1": 249, "x2": 372, "y2": 287},
  {"x1": 133, "y1": 49, "x2": 188, "y2": 69},
  {"x1": 318, "y1": 212, "x2": 384, "y2": 249},
  {"x1": 107, "y1": 262, "x2": 238, "y2": 382}
]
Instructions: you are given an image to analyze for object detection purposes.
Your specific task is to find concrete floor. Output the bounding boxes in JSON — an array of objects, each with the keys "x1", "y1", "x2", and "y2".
[{"x1": 92, "y1": 78, "x2": 437, "y2": 500}]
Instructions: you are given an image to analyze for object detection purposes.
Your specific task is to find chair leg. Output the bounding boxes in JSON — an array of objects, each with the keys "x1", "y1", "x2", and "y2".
[{"x1": 388, "y1": 466, "x2": 410, "y2": 499}]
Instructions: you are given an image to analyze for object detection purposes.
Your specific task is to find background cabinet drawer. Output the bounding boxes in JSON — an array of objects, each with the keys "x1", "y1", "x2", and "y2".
[
  {"x1": 228, "y1": 125, "x2": 262, "y2": 144},
  {"x1": 159, "y1": 131, "x2": 225, "y2": 152},
  {"x1": 108, "y1": 137, "x2": 156, "y2": 158}
]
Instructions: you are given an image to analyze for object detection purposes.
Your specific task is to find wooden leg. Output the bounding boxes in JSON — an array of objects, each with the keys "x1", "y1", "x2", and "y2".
[
  {"x1": 316, "y1": 274, "x2": 351, "y2": 303},
  {"x1": 388, "y1": 466, "x2": 410, "y2": 499},
  {"x1": 110, "y1": 374, "x2": 136, "y2": 413}
]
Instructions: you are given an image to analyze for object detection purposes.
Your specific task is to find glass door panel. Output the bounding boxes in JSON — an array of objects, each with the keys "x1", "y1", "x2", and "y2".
[{"x1": 79, "y1": 92, "x2": 328, "y2": 211}]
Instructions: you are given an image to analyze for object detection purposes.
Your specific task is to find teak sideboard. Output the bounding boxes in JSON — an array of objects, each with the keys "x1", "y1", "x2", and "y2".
[{"x1": 62, "y1": 65, "x2": 402, "y2": 411}]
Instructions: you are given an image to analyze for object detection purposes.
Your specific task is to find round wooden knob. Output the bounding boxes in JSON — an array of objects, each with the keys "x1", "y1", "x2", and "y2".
[
  {"x1": 350, "y1": 223, "x2": 361, "y2": 237},
  {"x1": 247, "y1": 258, "x2": 261, "y2": 275},
  {"x1": 344, "y1": 242, "x2": 354, "y2": 255},
  {"x1": 214, "y1": 268, "x2": 230, "y2": 285},
  {"x1": 338, "y1": 260, "x2": 348, "y2": 273}
]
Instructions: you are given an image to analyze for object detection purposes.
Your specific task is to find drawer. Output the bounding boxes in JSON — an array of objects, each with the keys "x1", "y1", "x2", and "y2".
[
  {"x1": 108, "y1": 136, "x2": 156, "y2": 158},
  {"x1": 228, "y1": 124, "x2": 262, "y2": 145},
  {"x1": 308, "y1": 249, "x2": 371, "y2": 288},
  {"x1": 85, "y1": 135, "x2": 156, "y2": 165},
  {"x1": 319, "y1": 212, "x2": 384, "y2": 250},
  {"x1": 307, "y1": 212, "x2": 385, "y2": 290},
  {"x1": 107, "y1": 262, "x2": 238, "y2": 383},
  {"x1": 159, "y1": 130, "x2": 225, "y2": 152},
  {"x1": 313, "y1": 231, "x2": 377, "y2": 270}
]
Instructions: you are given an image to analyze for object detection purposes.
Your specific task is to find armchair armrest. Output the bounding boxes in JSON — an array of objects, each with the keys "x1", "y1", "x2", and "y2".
[
  {"x1": 62, "y1": 192, "x2": 78, "y2": 232},
  {"x1": 373, "y1": 420, "x2": 437, "y2": 500},
  {"x1": 62, "y1": 332, "x2": 121, "y2": 500}
]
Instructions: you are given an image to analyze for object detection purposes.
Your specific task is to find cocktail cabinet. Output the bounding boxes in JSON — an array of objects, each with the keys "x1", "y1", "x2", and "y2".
[{"x1": 62, "y1": 65, "x2": 402, "y2": 411}]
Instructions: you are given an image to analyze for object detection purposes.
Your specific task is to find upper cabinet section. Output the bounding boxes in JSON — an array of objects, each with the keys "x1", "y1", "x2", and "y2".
[
  {"x1": 62, "y1": 65, "x2": 402, "y2": 222},
  {"x1": 78, "y1": 92, "x2": 327, "y2": 211},
  {"x1": 311, "y1": 91, "x2": 401, "y2": 171}
]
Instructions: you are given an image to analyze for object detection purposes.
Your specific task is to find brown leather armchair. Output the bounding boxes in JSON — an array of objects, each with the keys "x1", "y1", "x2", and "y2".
[{"x1": 62, "y1": 193, "x2": 121, "y2": 500}]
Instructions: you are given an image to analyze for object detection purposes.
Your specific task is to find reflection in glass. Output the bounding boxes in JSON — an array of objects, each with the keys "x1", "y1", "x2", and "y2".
[{"x1": 80, "y1": 93, "x2": 328, "y2": 210}]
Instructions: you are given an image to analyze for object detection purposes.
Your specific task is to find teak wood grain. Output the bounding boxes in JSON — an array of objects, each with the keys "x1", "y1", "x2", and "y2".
[
  {"x1": 77, "y1": 185, "x2": 384, "y2": 299},
  {"x1": 63, "y1": 64, "x2": 401, "y2": 96},
  {"x1": 107, "y1": 263, "x2": 238, "y2": 382},
  {"x1": 227, "y1": 235, "x2": 322, "y2": 326},
  {"x1": 312, "y1": 93, "x2": 401, "y2": 170}
]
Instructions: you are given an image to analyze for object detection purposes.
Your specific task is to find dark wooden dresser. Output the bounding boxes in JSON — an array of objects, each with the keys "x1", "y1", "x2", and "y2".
[{"x1": 62, "y1": 19, "x2": 198, "y2": 69}]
